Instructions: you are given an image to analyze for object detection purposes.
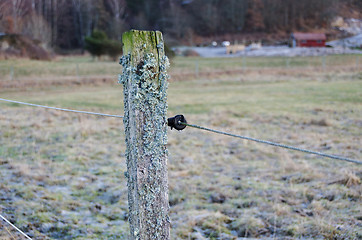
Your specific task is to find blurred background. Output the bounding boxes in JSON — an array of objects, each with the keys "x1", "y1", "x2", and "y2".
[{"x1": 0, "y1": 0, "x2": 361, "y2": 56}]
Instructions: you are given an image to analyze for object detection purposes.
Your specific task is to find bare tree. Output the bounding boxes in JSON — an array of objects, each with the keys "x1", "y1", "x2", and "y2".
[
  {"x1": 0, "y1": 0, "x2": 11, "y2": 32},
  {"x1": 218, "y1": 0, "x2": 248, "y2": 33},
  {"x1": 186, "y1": 0, "x2": 219, "y2": 36},
  {"x1": 50, "y1": 0, "x2": 58, "y2": 47},
  {"x1": 245, "y1": 0, "x2": 265, "y2": 32},
  {"x1": 84, "y1": 0, "x2": 94, "y2": 37},
  {"x1": 105, "y1": 0, "x2": 126, "y2": 40},
  {"x1": 166, "y1": 0, "x2": 189, "y2": 39},
  {"x1": 72, "y1": 0, "x2": 84, "y2": 48},
  {"x1": 11, "y1": 0, "x2": 31, "y2": 33},
  {"x1": 22, "y1": 12, "x2": 52, "y2": 47},
  {"x1": 0, "y1": 0, "x2": 356, "y2": 50}
]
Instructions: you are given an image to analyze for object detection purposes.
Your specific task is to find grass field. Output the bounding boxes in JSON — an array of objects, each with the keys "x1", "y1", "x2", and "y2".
[
  {"x1": 0, "y1": 54, "x2": 360, "y2": 82},
  {"x1": 0, "y1": 55, "x2": 361, "y2": 239}
]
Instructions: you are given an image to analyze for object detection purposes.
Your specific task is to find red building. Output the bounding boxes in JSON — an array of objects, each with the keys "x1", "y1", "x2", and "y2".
[{"x1": 291, "y1": 33, "x2": 326, "y2": 47}]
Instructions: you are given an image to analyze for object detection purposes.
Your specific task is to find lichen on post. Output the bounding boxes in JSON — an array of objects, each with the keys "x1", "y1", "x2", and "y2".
[{"x1": 119, "y1": 30, "x2": 170, "y2": 239}]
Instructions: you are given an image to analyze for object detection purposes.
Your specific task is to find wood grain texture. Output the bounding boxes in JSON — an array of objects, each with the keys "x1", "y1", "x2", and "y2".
[{"x1": 120, "y1": 30, "x2": 170, "y2": 240}]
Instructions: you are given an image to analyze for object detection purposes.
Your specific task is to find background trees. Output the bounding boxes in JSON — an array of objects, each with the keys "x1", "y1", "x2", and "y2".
[{"x1": 0, "y1": 0, "x2": 360, "y2": 51}]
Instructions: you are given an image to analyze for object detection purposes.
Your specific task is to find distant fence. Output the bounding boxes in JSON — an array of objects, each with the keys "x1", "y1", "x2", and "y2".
[{"x1": 183, "y1": 54, "x2": 361, "y2": 77}]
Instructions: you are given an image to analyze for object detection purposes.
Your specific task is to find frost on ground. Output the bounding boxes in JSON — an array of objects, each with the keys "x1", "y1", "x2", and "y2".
[
  {"x1": 0, "y1": 54, "x2": 361, "y2": 239},
  {"x1": 0, "y1": 64, "x2": 361, "y2": 239}
]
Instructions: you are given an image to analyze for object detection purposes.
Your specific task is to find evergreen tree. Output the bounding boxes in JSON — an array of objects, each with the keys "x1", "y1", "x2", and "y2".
[
  {"x1": 84, "y1": 30, "x2": 107, "y2": 58},
  {"x1": 85, "y1": 30, "x2": 122, "y2": 60}
]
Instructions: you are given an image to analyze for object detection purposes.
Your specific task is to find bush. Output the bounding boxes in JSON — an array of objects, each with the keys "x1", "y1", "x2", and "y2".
[
  {"x1": 105, "y1": 40, "x2": 123, "y2": 61},
  {"x1": 85, "y1": 30, "x2": 122, "y2": 60},
  {"x1": 182, "y1": 49, "x2": 200, "y2": 57}
]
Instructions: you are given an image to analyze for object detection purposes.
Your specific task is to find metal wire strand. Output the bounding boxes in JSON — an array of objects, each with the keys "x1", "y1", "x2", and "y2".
[
  {"x1": 180, "y1": 122, "x2": 362, "y2": 165},
  {"x1": 0, "y1": 97, "x2": 360, "y2": 164},
  {"x1": 0, "y1": 214, "x2": 33, "y2": 240},
  {"x1": 0, "y1": 98, "x2": 124, "y2": 118}
]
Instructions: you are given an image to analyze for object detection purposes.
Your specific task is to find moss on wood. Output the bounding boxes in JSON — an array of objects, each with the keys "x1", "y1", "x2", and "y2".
[{"x1": 119, "y1": 30, "x2": 170, "y2": 240}]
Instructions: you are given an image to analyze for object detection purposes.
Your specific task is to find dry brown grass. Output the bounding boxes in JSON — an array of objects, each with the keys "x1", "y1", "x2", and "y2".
[{"x1": 0, "y1": 56, "x2": 361, "y2": 239}]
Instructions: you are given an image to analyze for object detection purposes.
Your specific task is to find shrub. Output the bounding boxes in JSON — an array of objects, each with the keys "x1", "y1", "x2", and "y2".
[
  {"x1": 85, "y1": 30, "x2": 122, "y2": 60},
  {"x1": 105, "y1": 40, "x2": 122, "y2": 61},
  {"x1": 182, "y1": 49, "x2": 200, "y2": 57}
]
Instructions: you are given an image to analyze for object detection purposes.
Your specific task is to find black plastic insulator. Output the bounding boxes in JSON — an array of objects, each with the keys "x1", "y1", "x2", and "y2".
[{"x1": 167, "y1": 115, "x2": 187, "y2": 131}]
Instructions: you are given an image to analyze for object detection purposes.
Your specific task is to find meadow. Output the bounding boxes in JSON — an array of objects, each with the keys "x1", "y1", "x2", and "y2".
[{"x1": 0, "y1": 55, "x2": 361, "y2": 239}]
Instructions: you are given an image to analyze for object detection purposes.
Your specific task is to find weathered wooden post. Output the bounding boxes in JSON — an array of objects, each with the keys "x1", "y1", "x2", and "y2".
[
  {"x1": 76, "y1": 63, "x2": 80, "y2": 81},
  {"x1": 356, "y1": 55, "x2": 359, "y2": 70},
  {"x1": 10, "y1": 66, "x2": 14, "y2": 81},
  {"x1": 242, "y1": 53, "x2": 246, "y2": 71},
  {"x1": 119, "y1": 30, "x2": 170, "y2": 239},
  {"x1": 322, "y1": 55, "x2": 326, "y2": 70},
  {"x1": 195, "y1": 60, "x2": 199, "y2": 78}
]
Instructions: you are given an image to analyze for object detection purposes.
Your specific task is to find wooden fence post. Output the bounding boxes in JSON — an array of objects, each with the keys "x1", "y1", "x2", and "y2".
[
  {"x1": 76, "y1": 63, "x2": 80, "y2": 81},
  {"x1": 356, "y1": 55, "x2": 359, "y2": 70},
  {"x1": 322, "y1": 55, "x2": 326, "y2": 70},
  {"x1": 195, "y1": 60, "x2": 199, "y2": 78},
  {"x1": 10, "y1": 66, "x2": 14, "y2": 81},
  {"x1": 242, "y1": 53, "x2": 246, "y2": 71},
  {"x1": 119, "y1": 30, "x2": 170, "y2": 240}
]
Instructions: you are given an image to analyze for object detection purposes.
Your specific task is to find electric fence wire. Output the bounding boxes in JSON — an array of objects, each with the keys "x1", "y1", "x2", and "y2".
[
  {"x1": 180, "y1": 122, "x2": 362, "y2": 165},
  {"x1": 0, "y1": 97, "x2": 360, "y2": 164},
  {"x1": 0, "y1": 214, "x2": 33, "y2": 240},
  {"x1": 0, "y1": 98, "x2": 124, "y2": 118}
]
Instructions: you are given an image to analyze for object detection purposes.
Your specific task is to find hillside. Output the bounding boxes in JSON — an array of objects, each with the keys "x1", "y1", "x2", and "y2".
[{"x1": 0, "y1": 0, "x2": 361, "y2": 51}]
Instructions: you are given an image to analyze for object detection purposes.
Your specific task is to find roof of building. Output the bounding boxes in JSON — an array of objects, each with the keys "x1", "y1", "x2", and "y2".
[{"x1": 292, "y1": 32, "x2": 326, "y2": 40}]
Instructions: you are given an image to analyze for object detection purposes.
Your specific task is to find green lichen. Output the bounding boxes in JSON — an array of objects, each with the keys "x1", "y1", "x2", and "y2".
[{"x1": 119, "y1": 31, "x2": 170, "y2": 240}]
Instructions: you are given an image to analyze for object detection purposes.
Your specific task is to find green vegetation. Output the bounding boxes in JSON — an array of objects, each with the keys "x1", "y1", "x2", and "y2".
[
  {"x1": 85, "y1": 30, "x2": 122, "y2": 61},
  {"x1": 0, "y1": 56, "x2": 361, "y2": 239},
  {"x1": 0, "y1": 54, "x2": 359, "y2": 82}
]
